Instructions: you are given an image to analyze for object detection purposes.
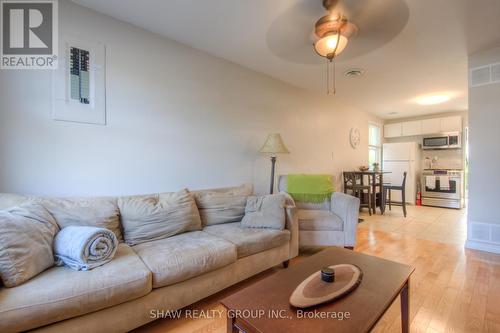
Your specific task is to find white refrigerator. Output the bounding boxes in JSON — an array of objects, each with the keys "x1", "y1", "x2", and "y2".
[{"x1": 382, "y1": 142, "x2": 419, "y2": 205}]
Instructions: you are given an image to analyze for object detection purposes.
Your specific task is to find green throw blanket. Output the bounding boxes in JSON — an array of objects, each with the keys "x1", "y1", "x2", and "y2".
[{"x1": 287, "y1": 174, "x2": 334, "y2": 203}]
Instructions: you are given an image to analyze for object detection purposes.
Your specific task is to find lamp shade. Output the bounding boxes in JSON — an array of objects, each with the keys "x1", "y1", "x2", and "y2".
[{"x1": 259, "y1": 133, "x2": 290, "y2": 155}]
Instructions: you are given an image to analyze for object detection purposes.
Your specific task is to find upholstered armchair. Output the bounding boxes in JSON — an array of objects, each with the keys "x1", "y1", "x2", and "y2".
[{"x1": 278, "y1": 175, "x2": 360, "y2": 248}]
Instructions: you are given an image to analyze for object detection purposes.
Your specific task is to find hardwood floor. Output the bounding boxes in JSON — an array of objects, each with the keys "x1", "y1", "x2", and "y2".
[
  {"x1": 135, "y1": 206, "x2": 500, "y2": 333},
  {"x1": 358, "y1": 205, "x2": 467, "y2": 246}
]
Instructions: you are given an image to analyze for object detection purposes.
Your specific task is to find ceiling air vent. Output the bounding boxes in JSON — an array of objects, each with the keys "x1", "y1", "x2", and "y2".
[
  {"x1": 469, "y1": 62, "x2": 500, "y2": 87},
  {"x1": 344, "y1": 69, "x2": 365, "y2": 78}
]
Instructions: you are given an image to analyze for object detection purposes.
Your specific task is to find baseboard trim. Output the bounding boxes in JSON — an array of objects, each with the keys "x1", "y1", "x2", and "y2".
[{"x1": 465, "y1": 240, "x2": 500, "y2": 254}]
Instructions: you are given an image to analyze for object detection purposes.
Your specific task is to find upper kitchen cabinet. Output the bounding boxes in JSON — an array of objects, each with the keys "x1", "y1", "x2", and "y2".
[
  {"x1": 402, "y1": 120, "x2": 422, "y2": 136},
  {"x1": 384, "y1": 115, "x2": 462, "y2": 138},
  {"x1": 384, "y1": 123, "x2": 403, "y2": 138},
  {"x1": 440, "y1": 116, "x2": 462, "y2": 132},
  {"x1": 421, "y1": 118, "x2": 441, "y2": 134}
]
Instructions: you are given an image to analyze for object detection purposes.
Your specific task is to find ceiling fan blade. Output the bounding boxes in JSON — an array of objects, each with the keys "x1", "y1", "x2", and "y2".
[
  {"x1": 336, "y1": 0, "x2": 409, "y2": 61},
  {"x1": 266, "y1": 0, "x2": 326, "y2": 64}
]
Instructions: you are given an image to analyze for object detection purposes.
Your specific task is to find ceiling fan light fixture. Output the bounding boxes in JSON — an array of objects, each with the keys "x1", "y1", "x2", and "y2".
[
  {"x1": 312, "y1": 2, "x2": 357, "y2": 95},
  {"x1": 313, "y1": 33, "x2": 348, "y2": 59}
]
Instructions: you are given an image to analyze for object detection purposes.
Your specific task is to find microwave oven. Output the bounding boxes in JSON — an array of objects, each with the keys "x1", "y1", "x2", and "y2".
[{"x1": 422, "y1": 132, "x2": 461, "y2": 150}]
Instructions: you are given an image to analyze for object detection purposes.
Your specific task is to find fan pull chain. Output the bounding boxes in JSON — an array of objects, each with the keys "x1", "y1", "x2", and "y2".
[
  {"x1": 327, "y1": 58, "x2": 330, "y2": 94},
  {"x1": 332, "y1": 30, "x2": 340, "y2": 95},
  {"x1": 326, "y1": 30, "x2": 341, "y2": 95},
  {"x1": 326, "y1": 58, "x2": 336, "y2": 95},
  {"x1": 333, "y1": 56, "x2": 336, "y2": 95}
]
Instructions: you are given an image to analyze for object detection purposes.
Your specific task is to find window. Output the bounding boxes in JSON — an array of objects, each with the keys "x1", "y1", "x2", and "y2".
[{"x1": 369, "y1": 123, "x2": 381, "y2": 166}]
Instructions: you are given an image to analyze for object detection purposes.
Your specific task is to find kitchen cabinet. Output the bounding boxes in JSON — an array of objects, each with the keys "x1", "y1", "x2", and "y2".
[
  {"x1": 421, "y1": 118, "x2": 441, "y2": 134},
  {"x1": 385, "y1": 115, "x2": 462, "y2": 138},
  {"x1": 402, "y1": 120, "x2": 422, "y2": 136},
  {"x1": 440, "y1": 116, "x2": 462, "y2": 132},
  {"x1": 384, "y1": 123, "x2": 402, "y2": 138}
]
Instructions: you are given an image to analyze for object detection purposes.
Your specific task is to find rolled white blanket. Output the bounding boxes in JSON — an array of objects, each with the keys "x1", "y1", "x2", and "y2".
[{"x1": 54, "y1": 226, "x2": 118, "y2": 271}]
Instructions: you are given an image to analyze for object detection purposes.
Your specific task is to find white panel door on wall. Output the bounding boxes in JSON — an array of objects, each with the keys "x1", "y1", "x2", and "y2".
[
  {"x1": 384, "y1": 123, "x2": 402, "y2": 138},
  {"x1": 402, "y1": 120, "x2": 422, "y2": 136},
  {"x1": 440, "y1": 116, "x2": 462, "y2": 132},
  {"x1": 421, "y1": 118, "x2": 441, "y2": 134}
]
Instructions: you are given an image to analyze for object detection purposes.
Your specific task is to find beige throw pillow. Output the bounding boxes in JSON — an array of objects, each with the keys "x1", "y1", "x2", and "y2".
[
  {"x1": 193, "y1": 184, "x2": 252, "y2": 226},
  {"x1": 0, "y1": 204, "x2": 59, "y2": 287},
  {"x1": 0, "y1": 193, "x2": 123, "y2": 241},
  {"x1": 41, "y1": 197, "x2": 123, "y2": 241},
  {"x1": 0, "y1": 193, "x2": 38, "y2": 210},
  {"x1": 195, "y1": 194, "x2": 248, "y2": 226},
  {"x1": 118, "y1": 189, "x2": 202, "y2": 246},
  {"x1": 241, "y1": 194, "x2": 286, "y2": 230}
]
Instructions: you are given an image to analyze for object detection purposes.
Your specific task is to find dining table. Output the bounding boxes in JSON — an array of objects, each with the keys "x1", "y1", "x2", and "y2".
[{"x1": 350, "y1": 170, "x2": 392, "y2": 214}]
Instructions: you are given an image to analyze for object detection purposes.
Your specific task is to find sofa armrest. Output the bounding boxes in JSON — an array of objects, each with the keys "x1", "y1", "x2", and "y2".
[
  {"x1": 284, "y1": 205, "x2": 299, "y2": 258},
  {"x1": 280, "y1": 190, "x2": 299, "y2": 258},
  {"x1": 330, "y1": 192, "x2": 360, "y2": 247}
]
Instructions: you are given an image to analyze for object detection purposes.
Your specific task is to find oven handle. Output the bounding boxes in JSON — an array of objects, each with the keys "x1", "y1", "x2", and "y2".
[{"x1": 422, "y1": 176, "x2": 462, "y2": 188}]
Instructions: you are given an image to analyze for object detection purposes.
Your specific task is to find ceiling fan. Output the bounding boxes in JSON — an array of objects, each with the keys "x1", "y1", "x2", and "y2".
[
  {"x1": 313, "y1": 0, "x2": 358, "y2": 94},
  {"x1": 312, "y1": 0, "x2": 357, "y2": 61},
  {"x1": 266, "y1": 0, "x2": 409, "y2": 93}
]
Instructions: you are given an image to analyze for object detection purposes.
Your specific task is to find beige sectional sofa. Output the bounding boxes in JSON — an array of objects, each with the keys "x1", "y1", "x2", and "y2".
[{"x1": 0, "y1": 185, "x2": 299, "y2": 333}]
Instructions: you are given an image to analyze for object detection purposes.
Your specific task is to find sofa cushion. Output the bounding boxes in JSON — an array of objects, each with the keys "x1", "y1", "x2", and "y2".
[
  {"x1": 0, "y1": 193, "x2": 123, "y2": 241},
  {"x1": 193, "y1": 183, "x2": 253, "y2": 196},
  {"x1": 203, "y1": 222, "x2": 290, "y2": 258},
  {"x1": 118, "y1": 189, "x2": 202, "y2": 246},
  {"x1": 0, "y1": 243, "x2": 152, "y2": 333},
  {"x1": 241, "y1": 194, "x2": 286, "y2": 230},
  {"x1": 44, "y1": 197, "x2": 123, "y2": 241},
  {"x1": 192, "y1": 184, "x2": 252, "y2": 226},
  {"x1": 0, "y1": 193, "x2": 38, "y2": 210},
  {"x1": 0, "y1": 204, "x2": 59, "y2": 287},
  {"x1": 297, "y1": 210, "x2": 343, "y2": 231},
  {"x1": 132, "y1": 231, "x2": 237, "y2": 288}
]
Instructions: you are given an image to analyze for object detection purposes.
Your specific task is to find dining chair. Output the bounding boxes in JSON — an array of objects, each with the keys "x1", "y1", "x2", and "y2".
[
  {"x1": 383, "y1": 172, "x2": 407, "y2": 217},
  {"x1": 343, "y1": 172, "x2": 372, "y2": 216}
]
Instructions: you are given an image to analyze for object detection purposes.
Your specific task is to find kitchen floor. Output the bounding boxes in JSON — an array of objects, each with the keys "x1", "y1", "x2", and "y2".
[{"x1": 358, "y1": 204, "x2": 467, "y2": 246}]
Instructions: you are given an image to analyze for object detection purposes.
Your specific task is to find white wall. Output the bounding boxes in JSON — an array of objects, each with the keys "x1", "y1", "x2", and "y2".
[
  {"x1": 466, "y1": 46, "x2": 500, "y2": 254},
  {"x1": 0, "y1": 0, "x2": 380, "y2": 197}
]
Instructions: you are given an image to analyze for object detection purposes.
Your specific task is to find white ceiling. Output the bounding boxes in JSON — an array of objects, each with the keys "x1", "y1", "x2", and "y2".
[{"x1": 73, "y1": 0, "x2": 500, "y2": 119}]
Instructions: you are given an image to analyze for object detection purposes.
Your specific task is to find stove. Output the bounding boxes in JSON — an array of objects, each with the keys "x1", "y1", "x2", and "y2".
[{"x1": 421, "y1": 169, "x2": 464, "y2": 209}]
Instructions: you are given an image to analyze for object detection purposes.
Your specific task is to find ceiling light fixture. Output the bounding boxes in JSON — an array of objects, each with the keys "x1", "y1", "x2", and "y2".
[
  {"x1": 415, "y1": 94, "x2": 451, "y2": 105},
  {"x1": 313, "y1": 0, "x2": 357, "y2": 94}
]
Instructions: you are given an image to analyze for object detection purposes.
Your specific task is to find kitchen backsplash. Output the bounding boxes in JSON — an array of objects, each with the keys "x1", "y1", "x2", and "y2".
[{"x1": 422, "y1": 149, "x2": 465, "y2": 170}]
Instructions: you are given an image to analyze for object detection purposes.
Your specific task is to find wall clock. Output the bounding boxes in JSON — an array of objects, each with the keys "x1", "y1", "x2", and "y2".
[{"x1": 350, "y1": 128, "x2": 360, "y2": 149}]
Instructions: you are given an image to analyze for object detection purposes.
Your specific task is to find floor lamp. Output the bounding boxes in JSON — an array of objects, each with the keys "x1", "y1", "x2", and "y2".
[{"x1": 259, "y1": 133, "x2": 290, "y2": 194}]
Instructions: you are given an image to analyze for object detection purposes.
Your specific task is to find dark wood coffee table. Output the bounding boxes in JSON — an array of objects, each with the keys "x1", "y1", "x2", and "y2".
[{"x1": 221, "y1": 247, "x2": 414, "y2": 333}]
